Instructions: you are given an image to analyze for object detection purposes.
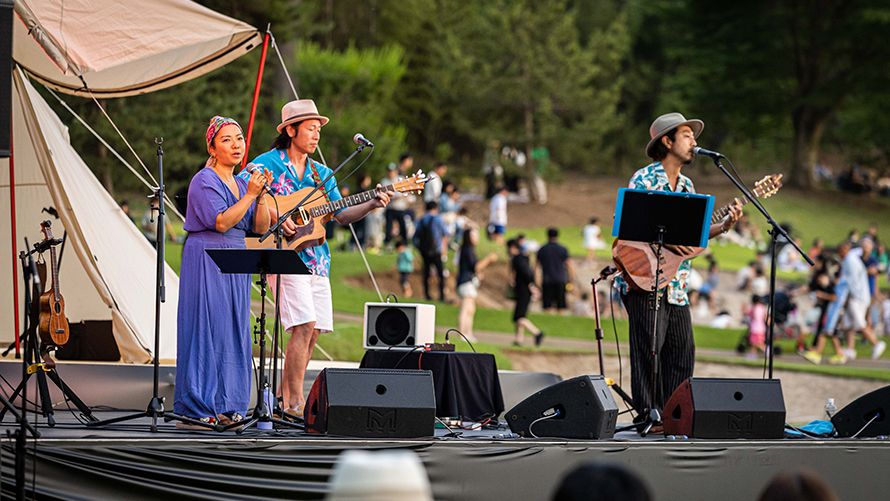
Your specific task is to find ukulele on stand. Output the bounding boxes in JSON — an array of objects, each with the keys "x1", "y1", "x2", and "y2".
[{"x1": 38, "y1": 220, "x2": 70, "y2": 347}]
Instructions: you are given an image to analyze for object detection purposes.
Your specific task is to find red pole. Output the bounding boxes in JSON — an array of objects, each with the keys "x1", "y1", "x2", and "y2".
[
  {"x1": 242, "y1": 31, "x2": 271, "y2": 169},
  {"x1": 8, "y1": 124, "x2": 20, "y2": 357}
]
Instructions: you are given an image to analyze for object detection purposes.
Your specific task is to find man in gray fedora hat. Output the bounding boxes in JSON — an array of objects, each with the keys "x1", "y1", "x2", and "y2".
[
  {"x1": 244, "y1": 99, "x2": 391, "y2": 416},
  {"x1": 615, "y1": 112, "x2": 742, "y2": 429}
]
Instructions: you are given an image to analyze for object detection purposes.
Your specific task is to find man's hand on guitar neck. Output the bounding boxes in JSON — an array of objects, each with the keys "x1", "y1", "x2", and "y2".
[{"x1": 709, "y1": 197, "x2": 743, "y2": 238}]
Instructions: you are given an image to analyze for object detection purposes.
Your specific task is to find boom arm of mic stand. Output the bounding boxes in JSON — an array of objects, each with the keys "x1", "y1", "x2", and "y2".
[
  {"x1": 260, "y1": 144, "x2": 367, "y2": 243},
  {"x1": 710, "y1": 158, "x2": 813, "y2": 266}
]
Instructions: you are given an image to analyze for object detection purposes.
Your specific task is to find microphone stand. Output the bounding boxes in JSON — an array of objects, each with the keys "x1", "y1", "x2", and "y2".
[
  {"x1": 591, "y1": 268, "x2": 637, "y2": 422},
  {"x1": 704, "y1": 156, "x2": 813, "y2": 379},
  {"x1": 88, "y1": 139, "x2": 214, "y2": 431}
]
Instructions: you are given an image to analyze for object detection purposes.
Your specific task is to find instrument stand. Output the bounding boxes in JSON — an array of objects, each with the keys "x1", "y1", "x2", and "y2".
[
  {"x1": 639, "y1": 227, "x2": 666, "y2": 437},
  {"x1": 705, "y1": 156, "x2": 812, "y2": 378},
  {"x1": 590, "y1": 268, "x2": 638, "y2": 422},
  {"x1": 206, "y1": 248, "x2": 309, "y2": 433},
  {"x1": 1, "y1": 242, "x2": 96, "y2": 429},
  {"x1": 87, "y1": 139, "x2": 214, "y2": 432}
]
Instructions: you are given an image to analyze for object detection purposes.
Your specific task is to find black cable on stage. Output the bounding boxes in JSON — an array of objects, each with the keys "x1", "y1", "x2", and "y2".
[
  {"x1": 393, "y1": 346, "x2": 423, "y2": 369},
  {"x1": 445, "y1": 328, "x2": 476, "y2": 353}
]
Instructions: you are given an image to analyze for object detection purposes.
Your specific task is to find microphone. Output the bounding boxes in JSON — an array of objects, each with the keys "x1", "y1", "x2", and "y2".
[
  {"x1": 693, "y1": 146, "x2": 724, "y2": 159},
  {"x1": 244, "y1": 163, "x2": 273, "y2": 194},
  {"x1": 353, "y1": 133, "x2": 374, "y2": 148},
  {"x1": 598, "y1": 265, "x2": 618, "y2": 279}
]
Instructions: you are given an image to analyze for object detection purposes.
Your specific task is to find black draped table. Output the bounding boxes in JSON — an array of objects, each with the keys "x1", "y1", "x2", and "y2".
[{"x1": 360, "y1": 350, "x2": 505, "y2": 421}]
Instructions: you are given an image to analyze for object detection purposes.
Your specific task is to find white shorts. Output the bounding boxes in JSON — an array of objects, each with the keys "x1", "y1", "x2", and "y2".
[
  {"x1": 457, "y1": 280, "x2": 479, "y2": 299},
  {"x1": 841, "y1": 297, "x2": 869, "y2": 331},
  {"x1": 270, "y1": 274, "x2": 334, "y2": 332}
]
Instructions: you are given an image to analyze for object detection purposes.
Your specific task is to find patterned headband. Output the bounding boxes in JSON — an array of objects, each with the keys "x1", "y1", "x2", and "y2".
[{"x1": 205, "y1": 115, "x2": 242, "y2": 150}]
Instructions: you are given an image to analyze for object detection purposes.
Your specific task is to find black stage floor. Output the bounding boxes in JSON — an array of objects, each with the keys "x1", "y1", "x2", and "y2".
[{"x1": 2, "y1": 412, "x2": 889, "y2": 500}]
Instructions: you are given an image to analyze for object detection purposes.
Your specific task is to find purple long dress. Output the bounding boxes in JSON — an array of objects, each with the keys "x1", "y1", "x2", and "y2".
[{"x1": 174, "y1": 168, "x2": 256, "y2": 419}]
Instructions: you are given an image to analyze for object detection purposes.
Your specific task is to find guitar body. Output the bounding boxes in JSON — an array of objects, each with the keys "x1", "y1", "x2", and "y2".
[
  {"x1": 612, "y1": 240, "x2": 704, "y2": 292},
  {"x1": 39, "y1": 291, "x2": 70, "y2": 346},
  {"x1": 248, "y1": 187, "x2": 332, "y2": 252},
  {"x1": 246, "y1": 173, "x2": 429, "y2": 252}
]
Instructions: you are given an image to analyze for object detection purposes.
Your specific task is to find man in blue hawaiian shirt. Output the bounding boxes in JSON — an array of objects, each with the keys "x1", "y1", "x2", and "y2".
[
  {"x1": 245, "y1": 99, "x2": 390, "y2": 415},
  {"x1": 618, "y1": 113, "x2": 742, "y2": 426}
]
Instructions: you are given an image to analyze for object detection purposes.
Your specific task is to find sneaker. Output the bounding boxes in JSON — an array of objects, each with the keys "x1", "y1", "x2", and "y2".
[
  {"x1": 872, "y1": 341, "x2": 887, "y2": 360},
  {"x1": 828, "y1": 354, "x2": 848, "y2": 365},
  {"x1": 843, "y1": 348, "x2": 857, "y2": 360},
  {"x1": 534, "y1": 331, "x2": 545, "y2": 347},
  {"x1": 802, "y1": 350, "x2": 822, "y2": 365}
]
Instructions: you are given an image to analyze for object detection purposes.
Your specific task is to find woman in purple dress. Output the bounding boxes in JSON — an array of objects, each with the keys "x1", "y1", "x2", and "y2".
[{"x1": 174, "y1": 116, "x2": 272, "y2": 426}]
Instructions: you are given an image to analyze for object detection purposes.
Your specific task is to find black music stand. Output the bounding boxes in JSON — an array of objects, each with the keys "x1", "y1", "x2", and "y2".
[
  {"x1": 206, "y1": 248, "x2": 309, "y2": 433},
  {"x1": 612, "y1": 188, "x2": 713, "y2": 435}
]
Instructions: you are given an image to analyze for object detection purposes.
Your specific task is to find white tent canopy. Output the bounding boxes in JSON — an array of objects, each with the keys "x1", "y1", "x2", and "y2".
[
  {"x1": 1, "y1": 0, "x2": 260, "y2": 362},
  {"x1": 13, "y1": 0, "x2": 260, "y2": 98}
]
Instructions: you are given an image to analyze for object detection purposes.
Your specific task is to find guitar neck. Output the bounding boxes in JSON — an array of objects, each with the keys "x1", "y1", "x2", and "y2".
[
  {"x1": 49, "y1": 246, "x2": 60, "y2": 301},
  {"x1": 305, "y1": 185, "x2": 396, "y2": 219},
  {"x1": 711, "y1": 197, "x2": 752, "y2": 224}
]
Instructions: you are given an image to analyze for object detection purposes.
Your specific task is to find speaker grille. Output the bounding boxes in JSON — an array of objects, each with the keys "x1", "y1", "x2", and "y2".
[{"x1": 375, "y1": 308, "x2": 411, "y2": 345}]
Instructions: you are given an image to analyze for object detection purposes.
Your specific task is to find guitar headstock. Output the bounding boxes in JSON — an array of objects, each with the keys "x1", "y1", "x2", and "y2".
[
  {"x1": 40, "y1": 220, "x2": 55, "y2": 241},
  {"x1": 752, "y1": 174, "x2": 783, "y2": 199},
  {"x1": 393, "y1": 169, "x2": 429, "y2": 196}
]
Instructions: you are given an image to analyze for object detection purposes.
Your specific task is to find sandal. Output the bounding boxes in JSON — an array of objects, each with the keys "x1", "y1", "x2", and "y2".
[
  {"x1": 216, "y1": 412, "x2": 244, "y2": 426},
  {"x1": 176, "y1": 416, "x2": 216, "y2": 430},
  {"x1": 283, "y1": 403, "x2": 305, "y2": 420}
]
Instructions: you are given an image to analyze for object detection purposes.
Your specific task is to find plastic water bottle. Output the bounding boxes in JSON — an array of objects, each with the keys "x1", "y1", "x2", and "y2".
[
  {"x1": 257, "y1": 386, "x2": 274, "y2": 430},
  {"x1": 825, "y1": 398, "x2": 837, "y2": 419}
]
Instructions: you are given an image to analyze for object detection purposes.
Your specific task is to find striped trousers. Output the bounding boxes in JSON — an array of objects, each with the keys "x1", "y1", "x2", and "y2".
[{"x1": 622, "y1": 290, "x2": 695, "y2": 413}]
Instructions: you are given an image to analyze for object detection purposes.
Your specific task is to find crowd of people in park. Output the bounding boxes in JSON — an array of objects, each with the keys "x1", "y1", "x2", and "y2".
[
  {"x1": 121, "y1": 138, "x2": 890, "y2": 365},
  {"x1": 681, "y1": 222, "x2": 890, "y2": 364}
]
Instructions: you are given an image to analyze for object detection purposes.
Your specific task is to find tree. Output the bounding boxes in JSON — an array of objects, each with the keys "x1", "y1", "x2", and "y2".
[{"x1": 662, "y1": 0, "x2": 890, "y2": 188}]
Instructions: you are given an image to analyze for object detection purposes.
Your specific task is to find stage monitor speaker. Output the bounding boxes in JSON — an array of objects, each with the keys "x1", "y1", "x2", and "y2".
[
  {"x1": 363, "y1": 302, "x2": 435, "y2": 350},
  {"x1": 506, "y1": 375, "x2": 618, "y2": 439},
  {"x1": 304, "y1": 368, "x2": 436, "y2": 438},
  {"x1": 832, "y1": 385, "x2": 890, "y2": 438},
  {"x1": 0, "y1": 0, "x2": 13, "y2": 158},
  {"x1": 663, "y1": 378, "x2": 786, "y2": 439}
]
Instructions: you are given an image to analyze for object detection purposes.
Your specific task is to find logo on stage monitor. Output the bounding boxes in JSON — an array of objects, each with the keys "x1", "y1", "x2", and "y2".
[
  {"x1": 727, "y1": 413, "x2": 753, "y2": 433},
  {"x1": 366, "y1": 408, "x2": 397, "y2": 433}
]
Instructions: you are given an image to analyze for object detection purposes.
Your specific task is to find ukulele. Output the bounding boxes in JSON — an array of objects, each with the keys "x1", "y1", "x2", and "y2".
[
  {"x1": 38, "y1": 221, "x2": 70, "y2": 346},
  {"x1": 612, "y1": 174, "x2": 783, "y2": 292},
  {"x1": 247, "y1": 171, "x2": 428, "y2": 252}
]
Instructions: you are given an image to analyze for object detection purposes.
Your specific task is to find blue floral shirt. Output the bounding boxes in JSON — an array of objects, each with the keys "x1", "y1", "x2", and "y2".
[
  {"x1": 242, "y1": 148, "x2": 342, "y2": 277},
  {"x1": 616, "y1": 162, "x2": 696, "y2": 306}
]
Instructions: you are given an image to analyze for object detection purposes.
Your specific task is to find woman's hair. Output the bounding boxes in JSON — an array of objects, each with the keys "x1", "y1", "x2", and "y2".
[
  {"x1": 757, "y1": 470, "x2": 837, "y2": 501},
  {"x1": 461, "y1": 227, "x2": 476, "y2": 251}
]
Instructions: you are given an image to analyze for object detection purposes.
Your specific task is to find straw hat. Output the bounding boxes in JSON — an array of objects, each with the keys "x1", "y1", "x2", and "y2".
[
  {"x1": 645, "y1": 112, "x2": 704, "y2": 158},
  {"x1": 326, "y1": 450, "x2": 433, "y2": 501},
  {"x1": 276, "y1": 99, "x2": 329, "y2": 133}
]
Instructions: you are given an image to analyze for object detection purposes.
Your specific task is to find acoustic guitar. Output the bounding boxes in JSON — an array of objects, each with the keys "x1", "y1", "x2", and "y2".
[
  {"x1": 248, "y1": 171, "x2": 428, "y2": 252},
  {"x1": 38, "y1": 221, "x2": 70, "y2": 346},
  {"x1": 612, "y1": 174, "x2": 783, "y2": 292}
]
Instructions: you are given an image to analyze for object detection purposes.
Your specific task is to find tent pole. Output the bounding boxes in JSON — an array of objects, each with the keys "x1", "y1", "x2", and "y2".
[
  {"x1": 242, "y1": 30, "x2": 271, "y2": 169},
  {"x1": 8, "y1": 126, "x2": 20, "y2": 357}
]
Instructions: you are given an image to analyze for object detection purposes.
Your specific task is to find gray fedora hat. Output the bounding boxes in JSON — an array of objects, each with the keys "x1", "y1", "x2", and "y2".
[{"x1": 645, "y1": 112, "x2": 704, "y2": 158}]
